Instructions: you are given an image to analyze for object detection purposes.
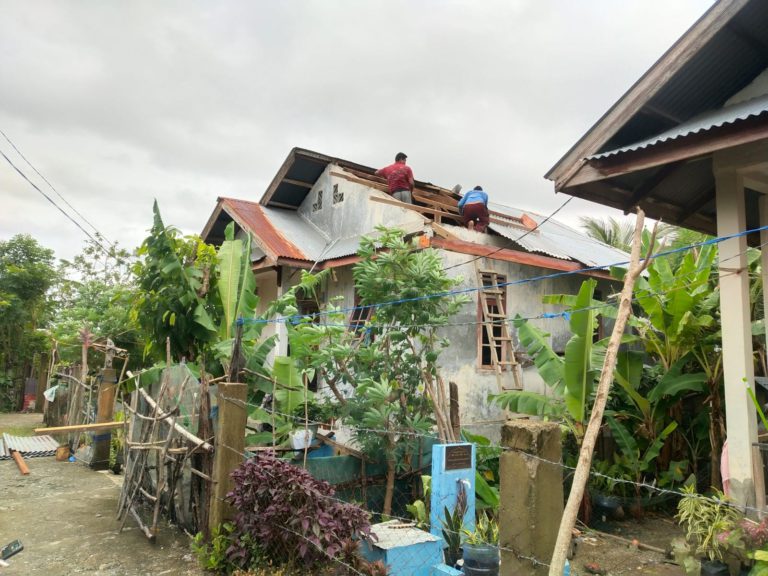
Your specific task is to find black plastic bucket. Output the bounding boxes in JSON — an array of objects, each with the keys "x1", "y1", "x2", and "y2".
[
  {"x1": 700, "y1": 560, "x2": 729, "y2": 576},
  {"x1": 463, "y1": 544, "x2": 500, "y2": 576}
]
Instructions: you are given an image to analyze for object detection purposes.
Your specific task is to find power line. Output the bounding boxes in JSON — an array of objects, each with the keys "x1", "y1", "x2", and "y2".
[
  {"x1": 443, "y1": 195, "x2": 574, "y2": 272},
  {"x1": 0, "y1": 147, "x2": 110, "y2": 254},
  {"x1": 0, "y1": 128, "x2": 111, "y2": 245}
]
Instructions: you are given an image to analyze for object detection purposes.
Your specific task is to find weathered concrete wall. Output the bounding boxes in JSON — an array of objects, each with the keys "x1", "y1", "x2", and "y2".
[
  {"x1": 296, "y1": 164, "x2": 426, "y2": 240},
  {"x1": 436, "y1": 249, "x2": 617, "y2": 438},
  {"x1": 499, "y1": 420, "x2": 563, "y2": 576}
]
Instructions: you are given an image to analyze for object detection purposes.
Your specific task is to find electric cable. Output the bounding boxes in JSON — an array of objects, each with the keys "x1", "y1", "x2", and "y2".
[
  {"x1": 0, "y1": 128, "x2": 111, "y2": 245},
  {"x1": 0, "y1": 147, "x2": 110, "y2": 254}
]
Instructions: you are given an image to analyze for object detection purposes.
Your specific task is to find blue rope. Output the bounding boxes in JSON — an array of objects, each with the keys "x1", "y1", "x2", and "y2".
[{"x1": 240, "y1": 222, "x2": 767, "y2": 326}]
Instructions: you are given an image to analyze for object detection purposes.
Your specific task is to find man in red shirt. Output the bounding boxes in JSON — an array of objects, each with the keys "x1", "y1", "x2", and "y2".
[{"x1": 375, "y1": 152, "x2": 414, "y2": 204}]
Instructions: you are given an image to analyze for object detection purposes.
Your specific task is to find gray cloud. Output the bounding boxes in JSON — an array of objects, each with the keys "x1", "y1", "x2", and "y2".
[{"x1": 0, "y1": 0, "x2": 714, "y2": 260}]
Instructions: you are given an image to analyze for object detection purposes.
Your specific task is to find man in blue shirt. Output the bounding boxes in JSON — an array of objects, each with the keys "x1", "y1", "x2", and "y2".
[{"x1": 458, "y1": 185, "x2": 490, "y2": 232}]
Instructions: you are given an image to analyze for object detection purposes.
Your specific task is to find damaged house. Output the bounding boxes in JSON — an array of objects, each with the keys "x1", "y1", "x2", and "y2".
[{"x1": 201, "y1": 148, "x2": 629, "y2": 435}]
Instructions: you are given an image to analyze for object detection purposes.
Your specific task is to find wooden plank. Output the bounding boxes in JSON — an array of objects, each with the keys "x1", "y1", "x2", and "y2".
[
  {"x1": 11, "y1": 450, "x2": 30, "y2": 476},
  {"x1": 370, "y1": 195, "x2": 527, "y2": 228},
  {"x1": 316, "y1": 431, "x2": 370, "y2": 461},
  {"x1": 35, "y1": 421, "x2": 124, "y2": 434},
  {"x1": 282, "y1": 178, "x2": 314, "y2": 189}
]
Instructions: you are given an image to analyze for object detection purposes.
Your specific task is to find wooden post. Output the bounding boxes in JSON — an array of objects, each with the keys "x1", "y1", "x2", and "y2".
[
  {"x1": 549, "y1": 210, "x2": 650, "y2": 576},
  {"x1": 209, "y1": 383, "x2": 247, "y2": 534},
  {"x1": 91, "y1": 367, "x2": 118, "y2": 470},
  {"x1": 35, "y1": 353, "x2": 48, "y2": 413}
]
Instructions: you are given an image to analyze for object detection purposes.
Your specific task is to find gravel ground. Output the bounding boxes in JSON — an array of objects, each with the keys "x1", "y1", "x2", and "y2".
[{"x1": 0, "y1": 413, "x2": 203, "y2": 576}]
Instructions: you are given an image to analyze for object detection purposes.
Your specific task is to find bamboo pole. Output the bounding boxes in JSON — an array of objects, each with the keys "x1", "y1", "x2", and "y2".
[{"x1": 549, "y1": 209, "x2": 654, "y2": 576}]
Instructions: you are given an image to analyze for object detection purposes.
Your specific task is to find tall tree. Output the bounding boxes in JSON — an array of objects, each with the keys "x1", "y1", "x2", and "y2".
[{"x1": 0, "y1": 234, "x2": 56, "y2": 410}]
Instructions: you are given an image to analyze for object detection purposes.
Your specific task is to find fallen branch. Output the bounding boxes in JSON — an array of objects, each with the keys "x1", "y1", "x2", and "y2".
[
  {"x1": 138, "y1": 387, "x2": 213, "y2": 452},
  {"x1": 586, "y1": 528, "x2": 667, "y2": 555}
]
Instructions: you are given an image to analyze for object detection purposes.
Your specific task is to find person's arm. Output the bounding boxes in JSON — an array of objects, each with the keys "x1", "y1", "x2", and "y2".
[
  {"x1": 374, "y1": 167, "x2": 384, "y2": 177},
  {"x1": 481, "y1": 191, "x2": 489, "y2": 205},
  {"x1": 458, "y1": 194, "x2": 467, "y2": 210},
  {"x1": 407, "y1": 166, "x2": 415, "y2": 191}
]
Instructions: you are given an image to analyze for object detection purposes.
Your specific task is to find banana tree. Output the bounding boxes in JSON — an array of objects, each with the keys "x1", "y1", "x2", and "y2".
[{"x1": 492, "y1": 279, "x2": 606, "y2": 441}]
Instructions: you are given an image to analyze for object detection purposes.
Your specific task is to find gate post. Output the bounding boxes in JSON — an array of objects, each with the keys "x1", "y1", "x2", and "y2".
[{"x1": 499, "y1": 420, "x2": 563, "y2": 575}]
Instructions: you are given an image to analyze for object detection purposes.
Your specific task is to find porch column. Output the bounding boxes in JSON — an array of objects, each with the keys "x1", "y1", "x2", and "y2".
[{"x1": 716, "y1": 170, "x2": 757, "y2": 508}]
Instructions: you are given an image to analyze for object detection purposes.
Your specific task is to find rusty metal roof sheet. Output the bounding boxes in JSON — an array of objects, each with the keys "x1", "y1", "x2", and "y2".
[
  {"x1": 591, "y1": 93, "x2": 768, "y2": 159},
  {"x1": 1, "y1": 433, "x2": 59, "y2": 460},
  {"x1": 220, "y1": 198, "x2": 312, "y2": 260}
]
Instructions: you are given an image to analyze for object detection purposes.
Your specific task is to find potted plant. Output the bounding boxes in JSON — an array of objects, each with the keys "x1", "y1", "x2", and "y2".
[
  {"x1": 462, "y1": 513, "x2": 500, "y2": 576},
  {"x1": 676, "y1": 484, "x2": 743, "y2": 575}
]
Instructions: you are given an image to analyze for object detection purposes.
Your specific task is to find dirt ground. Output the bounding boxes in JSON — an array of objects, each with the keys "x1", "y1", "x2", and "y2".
[
  {"x1": 570, "y1": 514, "x2": 686, "y2": 576},
  {"x1": 0, "y1": 412, "x2": 690, "y2": 576},
  {"x1": 0, "y1": 413, "x2": 202, "y2": 576}
]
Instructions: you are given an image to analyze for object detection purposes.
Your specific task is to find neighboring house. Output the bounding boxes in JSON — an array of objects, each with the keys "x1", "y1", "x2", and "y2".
[
  {"x1": 544, "y1": 0, "x2": 768, "y2": 504},
  {"x1": 202, "y1": 147, "x2": 629, "y2": 436}
]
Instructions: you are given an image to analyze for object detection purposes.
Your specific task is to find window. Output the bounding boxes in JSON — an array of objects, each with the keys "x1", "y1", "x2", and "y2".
[
  {"x1": 312, "y1": 190, "x2": 323, "y2": 212},
  {"x1": 349, "y1": 291, "x2": 373, "y2": 338},
  {"x1": 332, "y1": 183, "x2": 344, "y2": 204},
  {"x1": 478, "y1": 274, "x2": 508, "y2": 369}
]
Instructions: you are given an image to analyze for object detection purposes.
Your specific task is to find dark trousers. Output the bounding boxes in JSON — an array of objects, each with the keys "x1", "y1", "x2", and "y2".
[{"x1": 462, "y1": 202, "x2": 489, "y2": 232}]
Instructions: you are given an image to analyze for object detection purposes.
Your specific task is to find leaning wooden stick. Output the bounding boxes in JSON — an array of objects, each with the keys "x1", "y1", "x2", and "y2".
[{"x1": 549, "y1": 208, "x2": 655, "y2": 576}]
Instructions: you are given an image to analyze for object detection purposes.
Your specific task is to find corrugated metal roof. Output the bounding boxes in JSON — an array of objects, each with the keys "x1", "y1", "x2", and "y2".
[
  {"x1": 1, "y1": 434, "x2": 59, "y2": 460},
  {"x1": 487, "y1": 202, "x2": 630, "y2": 267},
  {"x1": 221, "y1": 198, "x2": 310, "y2": 261},
  {"x1": 591, "y1": 93, "x2": 768, "y2": 159}
]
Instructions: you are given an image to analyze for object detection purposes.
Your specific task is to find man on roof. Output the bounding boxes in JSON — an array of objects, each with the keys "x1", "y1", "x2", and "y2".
[
  {"x1": 375, "y1": 152, "x2": 414, "y2": 204},
  {"x1": 458, "y1": 185, "x2": 490, "y2": 233}
]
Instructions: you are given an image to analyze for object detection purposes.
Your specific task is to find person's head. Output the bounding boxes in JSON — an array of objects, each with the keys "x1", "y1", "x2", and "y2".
[
  {"x1": 395, "y1": 152, "x2": 407, "y2": 163},
  {"x1": 474, "y1": 185, "x2": 483, "y2": 191}
]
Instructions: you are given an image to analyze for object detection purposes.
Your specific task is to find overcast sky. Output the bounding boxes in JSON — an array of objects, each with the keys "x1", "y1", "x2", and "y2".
[{"x1": 0, "y1": 0, "x2": 715, "y2": 262}]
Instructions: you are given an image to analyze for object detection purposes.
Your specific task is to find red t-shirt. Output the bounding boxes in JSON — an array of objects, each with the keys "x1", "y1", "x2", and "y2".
[{"x1": 377, "y1": 162, "x2": 413, "y2": 194}]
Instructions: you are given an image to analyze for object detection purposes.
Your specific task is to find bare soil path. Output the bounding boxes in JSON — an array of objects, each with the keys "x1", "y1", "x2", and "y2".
[{"x1": 0, "y1": 413, "x2": 203, "y2": 576}]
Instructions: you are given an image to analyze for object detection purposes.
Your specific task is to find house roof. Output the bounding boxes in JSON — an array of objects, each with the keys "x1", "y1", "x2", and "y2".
[{"x1": 545, "y1": 0, "x2": 768, "y2": 238}]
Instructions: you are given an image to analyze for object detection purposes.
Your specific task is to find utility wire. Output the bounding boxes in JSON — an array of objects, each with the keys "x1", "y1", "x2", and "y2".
[
  {"x1": 0, "y1": 147, "x2": 110, "y2": 254},
  {"x1": 443, "y1": 195, "x2": 574, "y2": 272},
  {"x1": 0, "y1": 128, "x2": 111, "y2": 245}
]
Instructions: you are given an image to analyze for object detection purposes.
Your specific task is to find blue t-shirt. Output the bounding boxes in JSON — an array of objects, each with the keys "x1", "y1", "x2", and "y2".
[{"x1": 458, "y1": 189, "x2": 488, "y2": 209}]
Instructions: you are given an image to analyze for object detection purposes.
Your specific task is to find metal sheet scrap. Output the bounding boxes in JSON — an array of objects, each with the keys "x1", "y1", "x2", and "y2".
[{"x1": 0, "y1": 433, "x2": 59, "y2": 460}]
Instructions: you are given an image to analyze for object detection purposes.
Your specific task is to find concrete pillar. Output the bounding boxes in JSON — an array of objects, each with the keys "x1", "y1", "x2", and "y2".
[
  {"x1": 716, "y1": 170, "x2": 757, "y2": 508},
  {"x1": 499, "y1": 420, "x2": 562, "y2": 576}
]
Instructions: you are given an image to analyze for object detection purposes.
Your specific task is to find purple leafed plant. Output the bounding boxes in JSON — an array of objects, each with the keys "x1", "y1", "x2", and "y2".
[{"x1": 226, "y1": 452, "x2": 373, "y2": 570}]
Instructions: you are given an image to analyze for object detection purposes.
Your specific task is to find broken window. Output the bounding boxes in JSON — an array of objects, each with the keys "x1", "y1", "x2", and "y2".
[
  {"x1": 332, "y1": 183, "x2": 344, "y2": 204},
  {"x1": 479, "y1": 274, "x2": 508, "y2": 369}
]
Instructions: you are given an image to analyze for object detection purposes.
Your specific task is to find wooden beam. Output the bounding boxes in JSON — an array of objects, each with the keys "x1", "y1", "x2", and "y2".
[
  {"x1": 11, "y1": 450, "x2": 30, "y2": 476},
  {"x1": 622, "y1": 162, "x2": 684, "y2": 213},
  {"x1": 282, "y1": 178, "x2": 314, "y2": 189},
  {"x1": 267, "y1": 200, "x2": 301, "y2": 209},
  {"x1": 35, "y1": 421, "x2": 124, "y2": 434},
  {"x1": 369, "y1": 195, "x2": 528, "y2": 229},
  {"x1": 138, "y1": 387, "x2": 214, "y2": 452},
  {"x1": 677, "y1": 186, "x2": 715, "y2": 224},
  {"x1": 566, "y1": 115, "x2": 768, "y2": 190}
]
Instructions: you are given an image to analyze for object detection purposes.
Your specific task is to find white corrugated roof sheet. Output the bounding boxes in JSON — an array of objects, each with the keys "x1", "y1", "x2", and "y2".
[{"x1": 487, "y1": 202, "x2": 631, "y2": 268}]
